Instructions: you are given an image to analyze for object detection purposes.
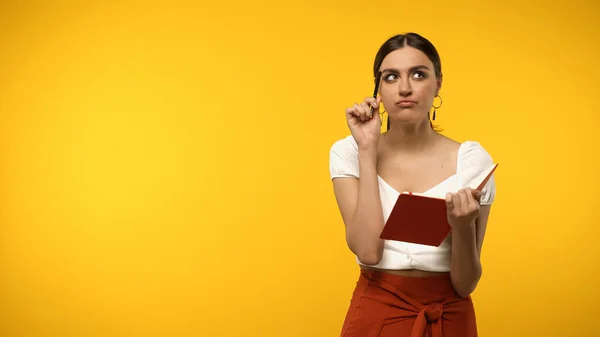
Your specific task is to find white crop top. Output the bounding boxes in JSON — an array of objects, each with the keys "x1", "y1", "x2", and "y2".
[{"x1": 329, "y1": 135, "x2": 496, "y2": 272}]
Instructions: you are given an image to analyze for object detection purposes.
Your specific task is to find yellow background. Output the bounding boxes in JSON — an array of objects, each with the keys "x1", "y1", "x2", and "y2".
[{"x1": 1, "y1": 0, "x2": 599, "y2": 336}]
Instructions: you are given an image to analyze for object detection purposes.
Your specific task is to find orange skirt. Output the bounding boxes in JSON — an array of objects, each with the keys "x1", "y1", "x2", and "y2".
[{"x1": 340, "y1": 269, "x2": 478, "y2": 337}]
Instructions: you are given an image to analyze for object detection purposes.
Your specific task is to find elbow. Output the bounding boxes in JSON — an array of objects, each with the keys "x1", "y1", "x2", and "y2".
[
  {"x1": 451, "y1": 278, "x2": 476, "y2": 298},
  {"x1": 346, "y1": 228, "x2": 384, "y2": 266},
  {"x1": 356, "y1": 249, "x2": 383, "y2": 266},
  {"x1": 454, "y1": 286, "x2": 475, "y2": 299},
  {"x1": 451, "y1": 270, "x2": 482, "y2": 298}
]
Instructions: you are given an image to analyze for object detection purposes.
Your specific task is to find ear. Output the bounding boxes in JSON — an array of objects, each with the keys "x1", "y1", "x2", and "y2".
[{"x1": 436, "y1": 73, "x2": 443, "y2": 95}]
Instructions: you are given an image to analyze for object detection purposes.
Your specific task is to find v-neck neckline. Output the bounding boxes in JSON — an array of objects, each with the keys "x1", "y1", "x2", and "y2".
[
  {"x1": 376, "y1": 141, "x2": 466, "y2": 195},
  {"x1": 377, "y1": 173, "x2": 456, "y2": 195}
]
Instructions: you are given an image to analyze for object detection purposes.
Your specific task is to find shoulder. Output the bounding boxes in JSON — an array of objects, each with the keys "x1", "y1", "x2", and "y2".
[
  {"x1": 330, "y1": 135, "x2": 358, "y2": 155},
  {"x1": 458, "y1": 141, "x2": 494, "y2": 167},
  {"x1": 329, "y1": 135, "x2": 359, "y2": 179},
  {"x1": 457, "y1": 141, "x2": 497, "y2": 205}
]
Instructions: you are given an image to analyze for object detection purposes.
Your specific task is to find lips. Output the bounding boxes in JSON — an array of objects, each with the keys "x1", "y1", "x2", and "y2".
[{"x1": 395, "y1": 100, "x2": 417, "y2": 107}]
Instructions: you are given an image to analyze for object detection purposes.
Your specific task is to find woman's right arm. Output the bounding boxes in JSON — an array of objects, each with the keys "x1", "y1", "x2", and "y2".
[
  {"x1": 332, "y1": 148, "x2": 385, "y2": 265},
  {"x1": 331, "y1": 95, "x2": 386, "y2": 265}
]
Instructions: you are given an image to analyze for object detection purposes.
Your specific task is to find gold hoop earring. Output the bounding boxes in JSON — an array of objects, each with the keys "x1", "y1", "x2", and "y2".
[{"x1": 432, "y1": 95, "x2": 442, "y2": 121}]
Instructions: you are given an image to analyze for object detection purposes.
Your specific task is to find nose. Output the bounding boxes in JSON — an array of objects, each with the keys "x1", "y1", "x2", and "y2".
[{"x1": 398, "y1": 77, "x2": 412, "y2": 97}]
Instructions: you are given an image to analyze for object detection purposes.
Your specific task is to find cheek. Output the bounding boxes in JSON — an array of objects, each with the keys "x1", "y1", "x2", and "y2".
[
  {"x1": 380, "y1": 84, "x2": 394, "y2": 95},
  {"x1": 415, "y1": 85, "x2": 438, "y2": 104},
  {"x1": 380, "y1": 85, "x2": 396, "y2": 102},
  {"x1": 415, "y1": 81, "x2": 437, "y2": 94}
]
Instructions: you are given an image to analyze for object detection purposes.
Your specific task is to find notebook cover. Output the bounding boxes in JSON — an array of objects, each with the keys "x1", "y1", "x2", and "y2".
[
  {"x1": 379, "y1": 164, "x2": 498, "y2": 247},
  {"x1": 380, "y1": 193, "x2": 450, "y2": 246}
]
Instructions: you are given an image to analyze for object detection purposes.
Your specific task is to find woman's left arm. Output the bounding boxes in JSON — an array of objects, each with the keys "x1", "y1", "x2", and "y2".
[{"x1": 446, "y1": 188, "x2": 492, "y2": 298}]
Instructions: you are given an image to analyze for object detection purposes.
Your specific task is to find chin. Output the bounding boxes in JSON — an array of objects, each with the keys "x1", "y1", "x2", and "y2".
[{"x1": 388, "y1": 109, "x2": 425, "y2": 124}]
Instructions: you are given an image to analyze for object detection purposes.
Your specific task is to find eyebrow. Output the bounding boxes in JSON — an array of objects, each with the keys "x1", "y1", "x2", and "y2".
[{"x1": 381, "y1": 65, "x2": 431, "y2": 73}]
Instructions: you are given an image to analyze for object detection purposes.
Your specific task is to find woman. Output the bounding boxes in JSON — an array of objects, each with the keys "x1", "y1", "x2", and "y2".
[{"x1": 329, "y1": 33, "x2": 496, "y2": 337}]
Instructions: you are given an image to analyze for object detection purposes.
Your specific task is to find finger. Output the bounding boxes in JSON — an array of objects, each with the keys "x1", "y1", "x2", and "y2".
[
  {"x1": 471, "y1": 188, "x2": 482, "y2": 203},
  {"x1": 364, "y1": 96, "x2": 378, "y2": 105},
  {"x1": 355, "y1": 103, "x2": 367, "y2": 122},
  {"x1": 373, "y1": 104, "x2": 382, "y2": 125},
  {"x1": 345, "y1": 106, "x2": 360, "y2": 123},
  {"x1": 376, "y1": 97, "x2": 383, "y2": 124},
  {"x1": 445, "y1": 192, "x2": 454, "y2": 211},
  {"x1": 452, "y1": 192, "x2": 462, "y2": 213},
  {"x1": 352, "y1": 103, "x2": 362, "y2": 121},
  {"x1": 372, "y1": 100, "x2": 381, "y2": 117},
  {"x1": 464, "y1": 187, "x2": 476, "y2": 204},
  {"x1": 365, "y1": 97, "x2": 379, "y2": 115},
  {"x1": 351, "y1": 103, "x2": 363, "y2": 121},
  {"x1": 463, "y1": 187, "x2": 476, "y2": 210},
  {"x1": 458, "y1": 189, "x2": 470, "y2": 213},
  {"x1": 467, "y1": 188, "x2": 481, "y2": 214},
  {"x1": 360, "y1": 101, "x2": 372, "y2": 119}
]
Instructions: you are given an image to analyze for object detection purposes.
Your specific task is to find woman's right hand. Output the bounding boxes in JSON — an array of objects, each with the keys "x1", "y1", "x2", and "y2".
[{"x1": 345, "y1": 96, "x2": 382, "y2": 151}]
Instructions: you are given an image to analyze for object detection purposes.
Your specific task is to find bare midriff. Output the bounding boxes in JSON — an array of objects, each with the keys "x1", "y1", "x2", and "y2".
[{"x1": 360, "y1": 265, "x2": 449, "y2": 277}]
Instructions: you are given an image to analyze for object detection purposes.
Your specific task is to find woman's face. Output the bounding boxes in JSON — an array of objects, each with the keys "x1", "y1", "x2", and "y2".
[{"x1": 377, "y1": 46, "x2": 441, "y2": 125}]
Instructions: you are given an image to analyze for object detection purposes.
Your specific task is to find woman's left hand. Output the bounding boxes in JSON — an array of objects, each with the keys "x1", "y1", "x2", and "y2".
[{"x1": 445, "y1": 188, "x2": 481, "y2": 231}]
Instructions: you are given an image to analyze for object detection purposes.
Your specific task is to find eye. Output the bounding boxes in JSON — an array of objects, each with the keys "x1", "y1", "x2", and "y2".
[
  {"x1": 384, "y1": 73, "x2": 398, "y2": 81},
  {"x1": 412, "y1": 71, "x2": 427, "y2": 79}
]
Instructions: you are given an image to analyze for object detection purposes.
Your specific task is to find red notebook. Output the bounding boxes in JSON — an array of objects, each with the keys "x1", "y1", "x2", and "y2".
[{"x1": 379, "y1": 164, "x2": 498, "y2": 247}]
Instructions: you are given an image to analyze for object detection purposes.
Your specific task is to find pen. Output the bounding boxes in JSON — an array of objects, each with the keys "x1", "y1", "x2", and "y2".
[{"x1": 370, "y1": 71, "x2": 382, "y2": 114}]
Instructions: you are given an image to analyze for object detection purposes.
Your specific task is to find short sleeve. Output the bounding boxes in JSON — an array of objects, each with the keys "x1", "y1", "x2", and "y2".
[
  {"x1": 457, "y1": 141, "x2": 497, "y2": 205},
  {"x1": 329, "y1": 136, "x2": 359, "y2": 179}
]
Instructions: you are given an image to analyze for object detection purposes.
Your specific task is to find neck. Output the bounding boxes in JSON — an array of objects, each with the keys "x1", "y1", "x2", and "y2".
[{"x1": 384, "y1": 119, "x2": 438, "y2": 153}]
